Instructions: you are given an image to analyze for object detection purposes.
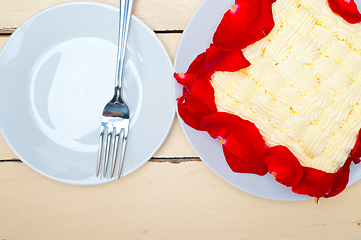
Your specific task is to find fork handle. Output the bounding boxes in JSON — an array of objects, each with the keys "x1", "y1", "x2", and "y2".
[{"x1": 115, "y1": 0, "x2": 134, "y2": 95}]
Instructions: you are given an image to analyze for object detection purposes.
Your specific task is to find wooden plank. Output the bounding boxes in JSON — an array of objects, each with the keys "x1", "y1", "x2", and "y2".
[
  {"x1": 0, "y1": 34, "x2": 198, "y2": 160},
  {"x1": 152, "y1": 29, "x2": 198, "y2": 158},
  {"x1": 0, "y1": 0, "x2": 203, "y2": 31},
  {"x1": 1, "y1": 161, "x2": 361, "y2": 240},
  {"x1": 157, "y1": 33, "x2": 181, "y2": 64}
]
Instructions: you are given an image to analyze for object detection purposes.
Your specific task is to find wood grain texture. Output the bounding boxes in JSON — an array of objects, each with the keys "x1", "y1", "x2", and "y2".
[
  {"x1": 1, "y1": 161, "x2": 361, "y2": 240},
  {"x1": 0, "y1": 0, "x2": 203, "y2": 31}
]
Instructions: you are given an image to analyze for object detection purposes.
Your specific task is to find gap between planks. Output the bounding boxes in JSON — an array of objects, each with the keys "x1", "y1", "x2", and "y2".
[
  {"x1": 0, "y1": 157, "x2": 201, "y2": 163},
  {"x1": 0, "y1": 28, "x2": 16, "y2": 35},
  {"x1": 0, "y1": 28, "x2": 182, "y2": 36}
]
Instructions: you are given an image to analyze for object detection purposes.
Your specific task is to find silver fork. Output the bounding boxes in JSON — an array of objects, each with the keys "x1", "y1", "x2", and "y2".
[{"x1": 96, "y1": 0, "x2": 134, "y2": 178}]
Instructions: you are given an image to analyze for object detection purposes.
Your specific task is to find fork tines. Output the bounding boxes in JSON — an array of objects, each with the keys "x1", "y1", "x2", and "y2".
[{"x1": 97, "y1": 118, "x2": 129, "y2": 178}]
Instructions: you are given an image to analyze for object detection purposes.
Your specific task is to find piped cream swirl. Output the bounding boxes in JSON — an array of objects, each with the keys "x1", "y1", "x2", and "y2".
[{"x1": 211, "y1": 0, "x2": 361, "y2": 173}]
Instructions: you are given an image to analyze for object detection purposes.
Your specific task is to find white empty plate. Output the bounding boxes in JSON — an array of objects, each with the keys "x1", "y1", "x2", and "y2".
[{"x1": 0, "y1": 2, "x2": 175, "y2": 185}]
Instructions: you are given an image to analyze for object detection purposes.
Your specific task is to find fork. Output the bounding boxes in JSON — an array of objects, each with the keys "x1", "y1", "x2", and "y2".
[{"x1": 96, "y1": 0, "x2": 134, "y2": 178}]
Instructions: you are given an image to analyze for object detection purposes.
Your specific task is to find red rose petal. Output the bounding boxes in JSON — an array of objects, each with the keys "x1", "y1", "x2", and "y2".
[
  {"x1": 292, "y1": 167, "x2": 339, "y2": 198},
  {"x1": 328, "y1": 0, "x2": 361, "y2": 24},
  {"x1": 187, "y1": 51, "x2": 208, "y2": 75},
  {"x1": 213, "y1": 0, "x2": 275, "y2": 52},
  {"x1": 177, "y1": 75, "x2": 217, "y2": 131},
  {"x1": 200, "y1": 112, "x2": 266, "y2": 165},
  {"x1": 184, "y1": 78, "x2": 217, "y2": 114},
  {"x1": 182, "y1": 85, "x2": 189, "y2": 97},
  {"x1": 223, "y1": 146, "x2": 268, "y2": 176},
  {"x1": 174, "y1": 72, "x2": 196, "y2": 90},
  {"x1": 204, "y1": 44, "x2": 251, "y2": 72},
  {"x1": 324, "y1": 158, "x2": 352, "y2": 198},
  {"x1": 177, "y1": 96, "x2": 207, "y2": 130},
  {"x1": 265, "y1": 146, "x2": 303, "y2": 187}
]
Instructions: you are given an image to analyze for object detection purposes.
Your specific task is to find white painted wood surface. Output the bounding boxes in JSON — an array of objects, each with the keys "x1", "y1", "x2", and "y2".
[
  {"x1": 0, "y1": 0, "x2": 203, "y2": 30},
  {"x1": 1, "y1": 0, "x2": 361, "y2": 239},
  {"x1": 1, "y1": 162, "x2": 361, "y2": 239}
]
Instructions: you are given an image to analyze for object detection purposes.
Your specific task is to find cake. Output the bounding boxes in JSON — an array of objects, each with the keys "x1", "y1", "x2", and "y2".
[{"x1": 175, "y1": 0, "x2": 361, "y2": 200}]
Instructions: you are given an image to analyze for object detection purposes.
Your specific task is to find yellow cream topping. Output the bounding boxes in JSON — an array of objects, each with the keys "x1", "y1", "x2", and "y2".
[{"x1": 211, "y1": 0, "x2": 361, "y2": 173}]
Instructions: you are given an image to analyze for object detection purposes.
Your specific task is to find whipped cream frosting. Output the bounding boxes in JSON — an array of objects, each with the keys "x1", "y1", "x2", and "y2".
[{"x1": 211, "y1": 0, "x2": 361, "y2": 173}]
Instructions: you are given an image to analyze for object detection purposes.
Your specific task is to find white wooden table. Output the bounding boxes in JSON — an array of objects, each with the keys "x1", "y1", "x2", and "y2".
[{"x1": 1, "y1": 0, "x2": 361, "y2": 239}]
